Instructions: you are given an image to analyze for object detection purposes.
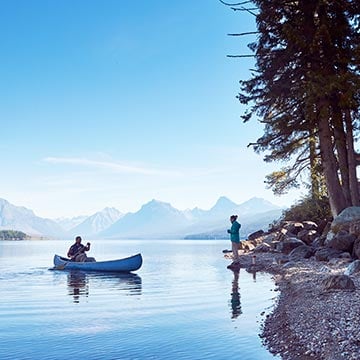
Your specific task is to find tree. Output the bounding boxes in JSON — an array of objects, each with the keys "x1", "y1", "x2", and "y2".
[{"x1": 228, "y1": 0, "x2": 360, "y2": 216}]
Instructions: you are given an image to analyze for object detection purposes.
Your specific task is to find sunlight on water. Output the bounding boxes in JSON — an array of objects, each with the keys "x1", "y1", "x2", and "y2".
[{"x1": 0, "y1": 240, "x2": 280, "y2": 360}]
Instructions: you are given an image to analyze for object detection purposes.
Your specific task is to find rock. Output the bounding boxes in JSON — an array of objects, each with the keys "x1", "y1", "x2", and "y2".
[
  {"x1": 227, "y1": 262, "x2": 241, "y2": 270},
  {"x1": 297, "y1": 229, "x2": 318, "y2": 245},
  {"x1": 315, "y1": 248, "x2": 344, "y2": 262},
  {"x1": 327, "y1": 231, "x2": 356, "y2": 252},
  {"x1": 349, "y1": 220, "x2": 360, "y2": 236},
  {"x1": 276, "y1": 237, "x2": 305, "y2": 254},
  {"x1": 303, "y1": 221, "x2": 318, "y2": 230},
  {"x1": 263, "y1": 233, "x2": 278, "y2": 246},
  {"x1": 274, "y1": 255, "x2": 289, "y2": 265},
  {"x1": 254, "y1": 243, "x2": 272, "y2": 253},
  {"x1": 239, "y1": 240, "x2": 256, "y2": 251},
  {"x1": 282, "y1": 261, "x2": 299, "y2": 269},
  {"x1": 328, "y1": 257, "x2": 352, "y2": 267},
  {"x1": 344, "y1": 260, "x2": 360, "y2": 276},
  {"x1": 352, "y1": 237, "x2": 360, "y2": 259},
  {"x1": 283, "y1": 221, "x2": 304, "y2": 235},
  {"x1": 321, "y1": 274, "x2": 355, "y2": 291},
  {"x1": 289, "y1": 245, "x2": 314, "y2": 261},
  {"x1": 312, "y1": 236, "x2": 326, "y2": 248},
  {"x1": 248, "y1": 230, "x2": 265, "y2": 241},
  {"x1": 318, "y1": 220, "x2": 331, "y2": 235},
  {"x1": 331, "y1": 206, "x2": 360, "y2": 233}
]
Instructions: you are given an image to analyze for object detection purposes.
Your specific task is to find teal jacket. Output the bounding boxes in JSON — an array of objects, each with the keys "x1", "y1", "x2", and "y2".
[{"x1": 228, "y1": 221, "x2": 241, "y2": 243}]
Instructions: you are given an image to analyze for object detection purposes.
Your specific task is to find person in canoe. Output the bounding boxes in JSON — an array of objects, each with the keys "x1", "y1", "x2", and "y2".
[
  {"x1": 227, "y1": 215, "x2": 241, "y2": 263},
  {"x1": 67, "y1": 236, "x2": 95, "y2": 262}
]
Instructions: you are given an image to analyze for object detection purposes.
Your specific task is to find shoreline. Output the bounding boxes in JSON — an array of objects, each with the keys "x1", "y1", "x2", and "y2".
[{"x1": 226, "y1": 251, "x2": 360, "y2": 360}]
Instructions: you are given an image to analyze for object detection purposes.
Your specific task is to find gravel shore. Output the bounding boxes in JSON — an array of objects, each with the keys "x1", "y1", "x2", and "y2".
[{"x1": 225, "y1": 251, "x2": 360, "y2": 360}]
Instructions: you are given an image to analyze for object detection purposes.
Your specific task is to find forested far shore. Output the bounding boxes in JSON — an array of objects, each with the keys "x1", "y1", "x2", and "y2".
[{"x1": 0, "y1": 230, "x2": 30, "y2": 240}]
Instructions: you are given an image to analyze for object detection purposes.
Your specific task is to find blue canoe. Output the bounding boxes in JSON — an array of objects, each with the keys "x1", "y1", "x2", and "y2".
[{"x1": 53, "y1": 253, "x2": 142, "y2": 272}]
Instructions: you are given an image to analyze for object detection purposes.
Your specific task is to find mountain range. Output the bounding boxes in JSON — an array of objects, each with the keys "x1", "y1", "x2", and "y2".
[{"x1": 0, "y1": 196, "x2": 285, "y2": 240}]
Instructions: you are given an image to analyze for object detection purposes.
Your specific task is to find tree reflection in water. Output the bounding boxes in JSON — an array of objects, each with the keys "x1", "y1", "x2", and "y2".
[{"x1": 66, "y1": 271, "x2": 142, "y2": 303}]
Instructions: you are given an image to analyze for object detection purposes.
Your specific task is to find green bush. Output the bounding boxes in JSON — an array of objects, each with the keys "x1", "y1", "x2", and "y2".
[{"x1": 282, "y1": 196, "x2": 332, "y2": 224}]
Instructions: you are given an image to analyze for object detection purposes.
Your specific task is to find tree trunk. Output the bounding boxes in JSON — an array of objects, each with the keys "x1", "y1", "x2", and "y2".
[
  {"x1": 345, "y1": 109, "x2": 360, "y2": 206},
  {"x1": 309, "y1": 127, "x2": 320, "y2": 199},
  {"x1": 317, "y1": 103, "x2": 346, "y2": 216},
  {"x1": 332, "y1": 105, "x2": 351, "y2": 205}
]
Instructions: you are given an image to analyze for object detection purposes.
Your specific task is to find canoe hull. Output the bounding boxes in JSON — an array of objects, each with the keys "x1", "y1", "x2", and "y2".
[{"x1": 53, "y1": 253, "x2": 142, "y2": 272}]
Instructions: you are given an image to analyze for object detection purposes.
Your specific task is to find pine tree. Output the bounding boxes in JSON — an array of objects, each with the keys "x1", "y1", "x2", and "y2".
[{"x1": 234, "y1": 0, "x2": 360, "y2": 216}]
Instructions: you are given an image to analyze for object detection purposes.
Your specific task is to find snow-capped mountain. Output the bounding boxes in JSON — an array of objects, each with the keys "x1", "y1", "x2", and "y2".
[
  {"x1": 55, "y1": 215, "x2": 88, "y2": 231},
  {"x1": 0, "y1": 196, "x2": 284, "y2": 240},
  {"x1": 99, "y1": 200, "x2": 190, "y2": 239},
  {"x1": 0, "y1": 198, "x2": 67, "y2": 238},
  {"x1": 69, "y1": 207, "x2": 123, "y2": 237},
  {"x1": 99, "y1": 197, "x2": 282, "y2": 239}
]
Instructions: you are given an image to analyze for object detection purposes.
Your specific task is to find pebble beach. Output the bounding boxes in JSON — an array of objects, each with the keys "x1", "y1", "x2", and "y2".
[{"x1": 227, "y1": 251, "x2": 360, "y2": 360}]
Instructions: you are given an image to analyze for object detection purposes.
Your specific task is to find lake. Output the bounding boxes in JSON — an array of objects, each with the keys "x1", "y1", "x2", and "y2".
[{"x1": 0, "y1": 240, "x2": 280, "y2": 360}]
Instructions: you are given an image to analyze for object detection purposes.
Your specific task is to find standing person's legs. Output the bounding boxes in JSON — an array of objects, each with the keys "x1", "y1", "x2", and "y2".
[{"x1": 232, "y1": 241, "x2": 239, "y2": 261}]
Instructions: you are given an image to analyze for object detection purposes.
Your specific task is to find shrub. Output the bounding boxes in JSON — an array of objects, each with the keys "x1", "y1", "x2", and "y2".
[{"x1": 282, "y1": 196, "x2": 332, "y2": 224}]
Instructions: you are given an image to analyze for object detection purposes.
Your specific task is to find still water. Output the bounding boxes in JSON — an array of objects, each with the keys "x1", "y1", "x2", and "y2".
[{"x1": 0, "y1": 240, "x2": 280, "y2": 360}]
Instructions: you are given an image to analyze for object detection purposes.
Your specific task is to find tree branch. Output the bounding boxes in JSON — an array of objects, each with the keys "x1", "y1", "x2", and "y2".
[
  {"x1": 227, "y1": 31, "x2": 259, "y2": 36},
  {"x1": 227, "y1": 54, "x2": 255, "y2": 58}
]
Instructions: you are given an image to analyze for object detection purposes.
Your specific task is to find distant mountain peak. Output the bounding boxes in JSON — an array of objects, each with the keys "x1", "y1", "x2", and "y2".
[
  {"x1": 68, "y1": 207, "x2": 123, "y2": 237},
  {"x1": 211, "y1": 196, "x2": 238, "y2": 211},
  {"x1": 141, "y1": 199, "x2": 174, "y2": 211}
]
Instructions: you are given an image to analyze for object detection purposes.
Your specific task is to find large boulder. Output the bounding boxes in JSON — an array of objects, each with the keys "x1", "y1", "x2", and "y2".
[
  {"x1": 248, "y1": 230, "x2": 265, "y2": 241},
  {"x1": 276, "y1": 237, "x2": 305, "y2": 254},
  {"x1": 262, "y1": 233, "x2": 278, "y2": 248},
  {"x1": 297, "y1": 229, "x2": 318, "y2": 245},
  {"x1": 315, "y1": 248, "x2": 344, "y2": 262},
  {"x1": 254, "y1": 243, "x2": 272, "y2": 253},
  {"x1": 283, "y1": 221, "x2": 304, "y2": 235},
  {"x1": 321, "y1": 275, "x2": 355, "y2": 291},
  {"x1": 331, "y1": 207, "x2": 360, "y2": 233},
  {"x1": 289, "y1": 245, "x2": 314, "y2": 261},
  {"x1": 326, "y1": 230, "x2": 356, "y2": 253}
]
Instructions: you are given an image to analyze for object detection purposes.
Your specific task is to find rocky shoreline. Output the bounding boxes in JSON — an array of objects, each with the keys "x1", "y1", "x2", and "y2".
[
  {"x1": 226, "y1": 251, "x2": 360, "y2": 360},
  {"x1": 224, "y1": 208, "x2": 360, "y2": 359}
]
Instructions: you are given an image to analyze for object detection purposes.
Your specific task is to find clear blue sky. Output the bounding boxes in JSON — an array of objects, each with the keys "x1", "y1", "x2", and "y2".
[{"x1": 0, "y1": 0, "x2": 303, "y2": 218}]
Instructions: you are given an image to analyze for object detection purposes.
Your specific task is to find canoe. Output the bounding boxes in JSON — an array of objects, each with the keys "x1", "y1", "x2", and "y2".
[{"x1": 53, "y1": 253, "x2": 142, "y2": 272}]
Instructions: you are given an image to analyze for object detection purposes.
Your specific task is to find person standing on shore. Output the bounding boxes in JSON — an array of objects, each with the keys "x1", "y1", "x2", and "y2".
[{"x1": 227, "y1": 215, "x2": 241, "y2": 262}]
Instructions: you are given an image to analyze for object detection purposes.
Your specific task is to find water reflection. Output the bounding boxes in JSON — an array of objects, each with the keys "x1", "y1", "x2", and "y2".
[
  {"x1": 229, "y1": 268, "x2": 242, "y2": 319},
  {"x1": 67, "y1": 271, "x2": 89, "y2": 303},
  {"x1": 66, "y1": 271, "x2": 142, "y2": 303}
]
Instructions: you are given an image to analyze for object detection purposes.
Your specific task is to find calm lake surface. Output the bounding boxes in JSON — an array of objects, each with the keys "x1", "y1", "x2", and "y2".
[{"x1": 0, "y1": 240, "x2": 280, "y2": 360}]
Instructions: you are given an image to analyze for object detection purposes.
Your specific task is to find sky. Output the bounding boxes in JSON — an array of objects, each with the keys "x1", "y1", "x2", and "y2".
[{"x1": 0, "y1": 0, "x2": 305, "y2": 219}]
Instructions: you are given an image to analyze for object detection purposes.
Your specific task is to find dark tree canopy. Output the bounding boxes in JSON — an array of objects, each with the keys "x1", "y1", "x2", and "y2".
[{"x1": 226, "y1": 0, "x2": 360, "y2": 216}]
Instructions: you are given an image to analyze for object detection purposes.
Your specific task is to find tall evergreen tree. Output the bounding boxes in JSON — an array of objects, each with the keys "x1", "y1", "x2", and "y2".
[{"x1": 234, "y1": 0, "x2": 360, "y2": 216}]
